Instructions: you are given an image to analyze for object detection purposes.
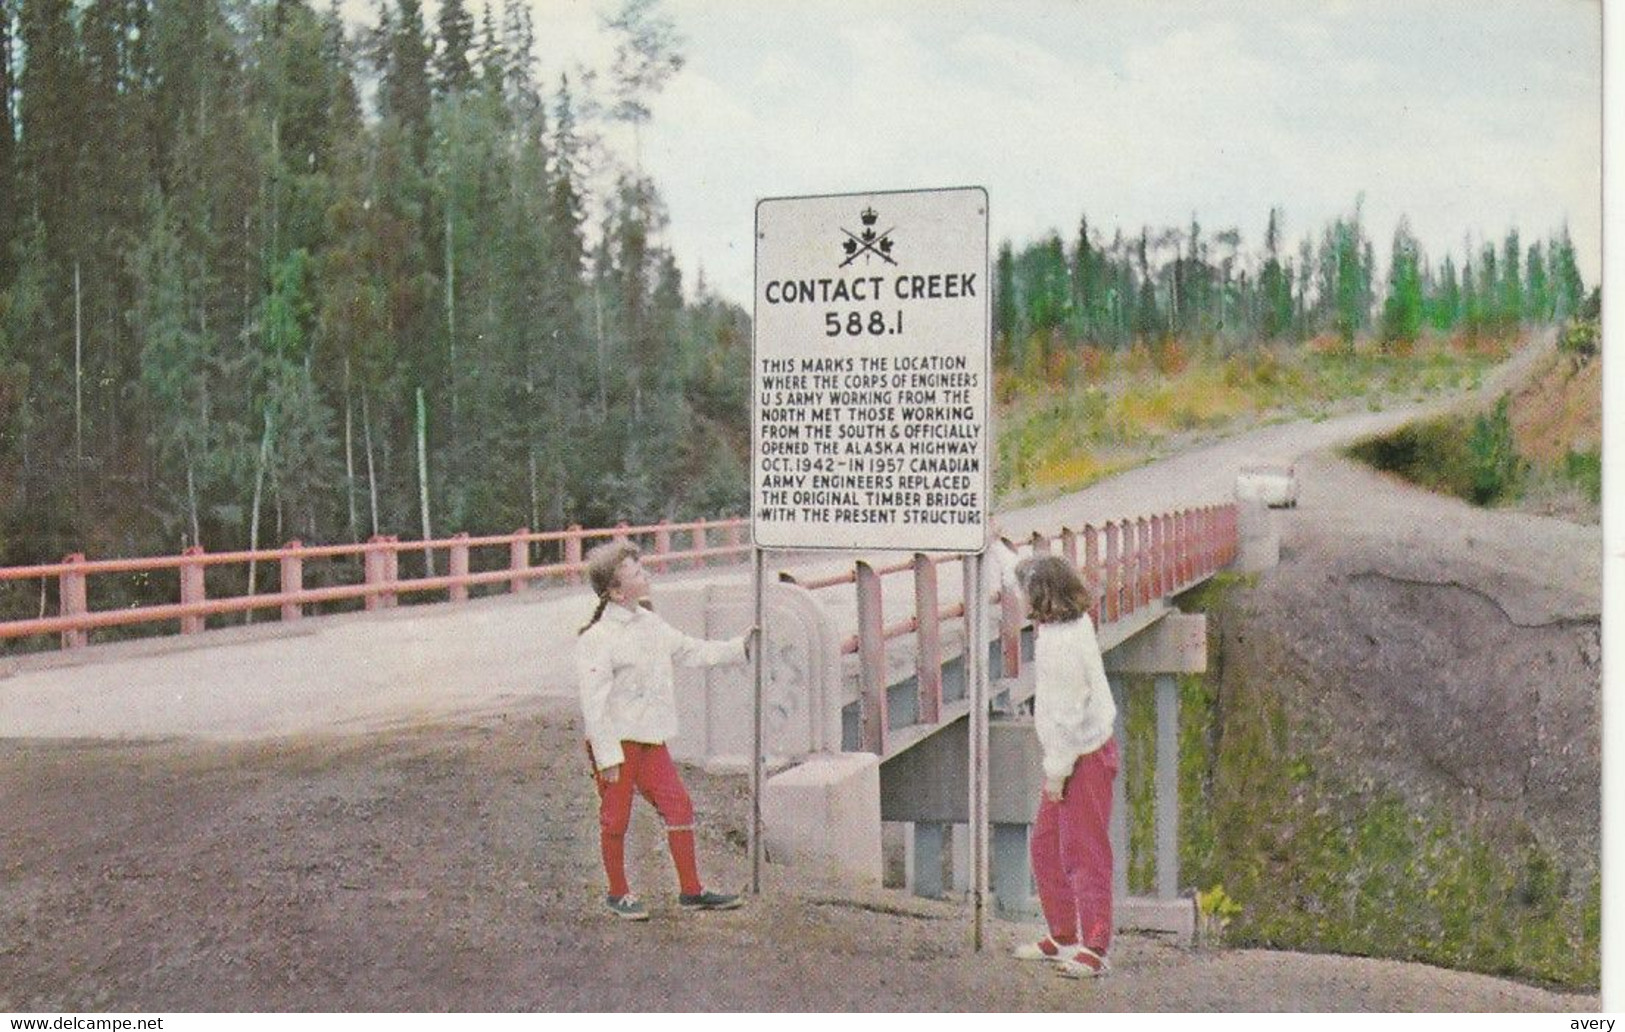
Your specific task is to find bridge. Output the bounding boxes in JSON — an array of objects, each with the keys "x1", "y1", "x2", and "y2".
[{"x1": 2, "y1": 480, "x2": 1268, "y2": 944}]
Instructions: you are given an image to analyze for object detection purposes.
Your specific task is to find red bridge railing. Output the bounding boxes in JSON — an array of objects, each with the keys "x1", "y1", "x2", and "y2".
[
  {"x1": 0, "y1": 518, "x2": 750, "y2": 651},
  {"x1": 782, "y1": 504, "x2": 1239, "y2": 754}
]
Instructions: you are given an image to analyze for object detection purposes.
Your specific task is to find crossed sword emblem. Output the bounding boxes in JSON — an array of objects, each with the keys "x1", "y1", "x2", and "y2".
[{"x1": 840, "y1": 223, "x2": 898, "y2": 267}]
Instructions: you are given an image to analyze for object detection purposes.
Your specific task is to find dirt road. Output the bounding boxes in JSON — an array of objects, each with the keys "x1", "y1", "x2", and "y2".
[{"x1": 0, "y1": 701, "x2": 1598, "y2": 1011}]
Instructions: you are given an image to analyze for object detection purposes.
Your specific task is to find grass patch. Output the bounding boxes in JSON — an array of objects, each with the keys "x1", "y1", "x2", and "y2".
[
  {"x1": 995, "y1": 333, "x2": 1506, "y2": 503},
  {"x1": 1145, "y1": 576, "x2": 1602, "y2": 989},
  {"x1": 1345, "y1": 395, "x2": 1525, "y2": 506}
]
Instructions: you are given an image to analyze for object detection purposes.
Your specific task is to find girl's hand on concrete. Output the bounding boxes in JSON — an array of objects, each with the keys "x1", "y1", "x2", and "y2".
[{"x1": 599, "y1": 764, "x2": 622, "y2": 784}]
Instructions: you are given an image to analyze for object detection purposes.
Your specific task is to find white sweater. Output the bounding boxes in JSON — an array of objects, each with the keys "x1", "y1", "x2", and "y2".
[
  {"x1": 993, "y1": 541, "x2": 1118, "y2": 782},
  {"x1": 574, "y1": 604, "x2": 747, "y2": 770}
]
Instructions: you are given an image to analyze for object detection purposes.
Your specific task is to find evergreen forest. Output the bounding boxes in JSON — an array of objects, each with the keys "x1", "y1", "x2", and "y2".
[{"x1": 0, "y1": 0, "x2": 1594, "y2": 575}]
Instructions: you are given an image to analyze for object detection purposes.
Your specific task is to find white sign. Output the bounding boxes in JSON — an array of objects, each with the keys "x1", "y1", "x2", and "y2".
[{"x1": 752, "y1": 187, "x2": 990, "y2": 552}]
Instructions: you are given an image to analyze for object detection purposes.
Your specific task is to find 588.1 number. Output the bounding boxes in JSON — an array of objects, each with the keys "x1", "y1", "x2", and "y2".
[{"x1": 824, "y1": 310, "x2": 903, "y2": 337}]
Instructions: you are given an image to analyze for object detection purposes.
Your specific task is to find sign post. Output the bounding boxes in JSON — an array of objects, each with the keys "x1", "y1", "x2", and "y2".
[{"x1": 751, "y1": 187, "x2": 991, "y2": 943}]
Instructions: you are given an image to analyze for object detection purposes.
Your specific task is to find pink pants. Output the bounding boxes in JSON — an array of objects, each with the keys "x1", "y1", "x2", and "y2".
[{"x1": 1030, "y1": 737, "x2": 1120, "y2": 953}]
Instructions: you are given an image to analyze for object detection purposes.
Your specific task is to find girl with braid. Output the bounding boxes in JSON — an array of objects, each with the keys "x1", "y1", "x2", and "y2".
[
  {"x1": 574, "y1": 541, "x2": 754, "y2": 920},
  {"x1": 994, "y1": 538, "x2": 1120, "y2": 978}
]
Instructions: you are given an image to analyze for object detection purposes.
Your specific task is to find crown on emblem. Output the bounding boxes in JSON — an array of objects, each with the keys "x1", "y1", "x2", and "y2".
[{"x1": 860, "y1": 206, "x2": 879, "y2": 226}]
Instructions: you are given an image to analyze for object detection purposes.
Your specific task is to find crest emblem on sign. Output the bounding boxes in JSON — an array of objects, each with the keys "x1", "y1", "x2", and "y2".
[{"x1": 840, "y1": 207, "x2": 897, "y2": 267}]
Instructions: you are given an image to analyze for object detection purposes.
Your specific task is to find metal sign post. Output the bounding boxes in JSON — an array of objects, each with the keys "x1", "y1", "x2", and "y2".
[
  {"x1": 965, "y1": 547, "x2": 990, "y2": 950},
  {"x1": 750, "y1": 187, "x2": 990, "y2": 936},
  {"x1": 750, "y1": 547, "x2": 765, "y2": 894}
]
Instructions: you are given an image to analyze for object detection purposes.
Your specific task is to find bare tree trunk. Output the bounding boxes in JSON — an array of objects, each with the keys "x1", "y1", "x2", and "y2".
[
  {"x1": 362, "y1": 389, "x2": 380, "y2": 537},
  {"x1": 416, "y1": 387, "x2": 435, "y2": 576},
  {"x1": 184, "y1": 447, "x2": 201, "y2": 548},
  {"x1": 594, "y1": 284, "x2": 608, "y2": 417},
  {"x1": 343, "y1": 357, "x2": 359, "y2": 543},
  {"x1": 245, "y1": 407, "x2": 274, "y2": 624},
  {"x1": 73, "y1": 261, "x2": 83, "y2": 465}
]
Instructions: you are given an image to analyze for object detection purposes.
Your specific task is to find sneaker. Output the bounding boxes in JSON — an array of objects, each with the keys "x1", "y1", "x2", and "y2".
[
  {"x1": 605, "y1": 894, "x2": 650, "y2": 921},
  {"x1": 679, "y1": 889, "x2": 743, "y2": 911},
  {"x1": 1057, "y1": 945, "x2": 1111, "y2": 979},
  {"x1": 1011, "y1": 936, "x2": 1070, "y2": 962}
]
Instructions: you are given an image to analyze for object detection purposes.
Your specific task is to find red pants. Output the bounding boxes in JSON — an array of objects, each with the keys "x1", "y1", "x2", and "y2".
[
  {"x1": 590, "y1": 740, "x2": 702, "y2": 897},
  {"x1": 1030, "y1": 737, "x2": 1119, "y2": 953}
]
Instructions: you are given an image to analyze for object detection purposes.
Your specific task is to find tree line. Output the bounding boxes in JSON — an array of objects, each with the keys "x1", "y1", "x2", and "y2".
[
  {"x1": 0, "y1": 0, "x2": 750, "y2": 571},
  {"x1": 993, "y1": 201, "x2": 1592, "y2": 375}
]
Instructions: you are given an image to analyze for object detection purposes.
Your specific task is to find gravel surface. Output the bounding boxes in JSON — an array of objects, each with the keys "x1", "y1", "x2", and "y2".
[{"x1": 0, "y1": 702, "x2": 1599, "y2": 1012}]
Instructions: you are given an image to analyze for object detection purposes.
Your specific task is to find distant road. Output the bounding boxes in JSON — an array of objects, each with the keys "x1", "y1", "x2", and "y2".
[{"x1": 0, "y1": 335, "x2": 1557, "y2": 742}]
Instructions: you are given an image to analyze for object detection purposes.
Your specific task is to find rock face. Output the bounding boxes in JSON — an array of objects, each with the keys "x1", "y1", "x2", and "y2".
[{"x1": 1209, "y1": 452, "x2": 1601, "y2": 878}]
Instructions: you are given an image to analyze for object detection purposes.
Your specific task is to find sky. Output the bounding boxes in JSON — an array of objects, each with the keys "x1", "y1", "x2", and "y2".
[{"x1": 495, "y1": 0, "x2": 1603, "y2": 309}]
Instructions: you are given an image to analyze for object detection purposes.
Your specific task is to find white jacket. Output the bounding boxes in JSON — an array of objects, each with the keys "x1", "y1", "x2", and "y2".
[
  {"x1": 992, "y1": 541, "x2": 1118, "y2": 783},
  {"x1": 574, "y1": 603, "x2": 747, "y2": 770}
]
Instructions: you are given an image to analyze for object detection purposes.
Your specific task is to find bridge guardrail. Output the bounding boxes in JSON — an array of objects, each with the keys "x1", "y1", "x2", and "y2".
[
  {"x1": 0, "y1": 518, "x2": 751, "y2": 650},
  {"x1": 781, "y1": 505, "x2": 1239, "y2": 754}
]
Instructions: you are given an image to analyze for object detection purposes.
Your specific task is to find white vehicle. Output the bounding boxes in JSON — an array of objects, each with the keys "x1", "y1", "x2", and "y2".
[{"x1": 1235, "y1": 462, "x2": 1299, "y2": 508}]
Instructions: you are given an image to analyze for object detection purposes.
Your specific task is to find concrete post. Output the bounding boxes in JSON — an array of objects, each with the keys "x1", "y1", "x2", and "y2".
[
  {"x1": 59, "y1": 553, "x2": 88, "y2": 649},
  {"x1": 1234, "y1": 501, "x2": 1278, "y2": 572},
  {"x1": 1155, "y1": 673, "x2": 1180, "y2": 900},
  {"x1": 913, "y1": 821, "x2": 947, "y2": 899},
  {"x1": 1108, "y1": 674, "x2": 1128, "y2": 903},
  {"x1": 280, "y1": 541, "x2": 304, "y2": 622},
  {"x1": 691, "y1": 524, "x2": 707, "y2": 569},
  {"x1": 992, "y1": 822, "x2": 1035, "y2": 917},
  {"x1": 180, "y1": 545, "x2": 206, "y2": 633}
]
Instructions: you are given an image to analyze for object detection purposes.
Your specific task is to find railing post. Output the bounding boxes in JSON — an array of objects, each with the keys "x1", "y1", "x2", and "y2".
[
  {"x1": 1060, "y1": 526, "x2": 1078, "y2": 567},
  {"x1": 1174, "y1": 510, "x2": 1188, "y2": 587},
  {"x1": 180, "y1": 545, "x2": 206, "y2": 633},
  {"x1": 1029, "y1": 530, "x2": 1050, "y2": 554},
  {"x1": 1103, "y1": 522, "x2": 1120, "y2": 623},
  {"x1": 653, "y1": 519, "x2": 672, "y2": 572},
  {"x1": 59, "y1": 553, "x2": 88, "y2": 649},
  {"x1": 1137, "y1": 516, "x2": 1152, "y2": 608},
  {"x1": 280, "y1": 541, "x2": 304, "y2": 622},
  {"x1": 614, "y1": 521, "x2": 631, "y2": 545},
  {"x1": 384, "y1": 536, "x2": 400, "y2": 608},
  {"x1": 1120, "y1": 519, "x2": 1137, "y2": 616},
  {"x1": 510, "y1": 528, "x2": 531, "y2": 593},
  {"x1": 855, "y1": 561, "x2": 888, "y2": 754},
  {"x1": 913, "y1": 553, "x2": 942, "y2": 725},
  {"x1": 1083, "y1": 524, "x2": 1101, "y2": 626},
  {"x1": 999, "y1": 581, "x2": 1023, "y2": 680},
  {"x1": 566, "y1": 525, "x2": 584, "y2": 584},
  {"x1": 691, "y1": 523, "x2": 708, "y2": 569},
  {"x1": 364, "y1": 536, "x2": 387, "y2": 612},
  {"x1": 449, "y1": 533, "x2": 470, "y2": 603},
  {"x1": 1152, "y1": 514, "x2": 1166, "y2": 599}
]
